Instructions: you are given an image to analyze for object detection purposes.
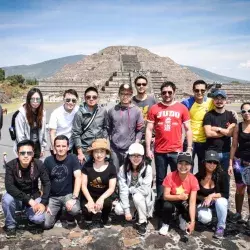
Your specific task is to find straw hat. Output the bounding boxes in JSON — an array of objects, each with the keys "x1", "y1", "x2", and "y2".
[{"x1": 87, "y1": 138, "x2": 110, "y2": 153}]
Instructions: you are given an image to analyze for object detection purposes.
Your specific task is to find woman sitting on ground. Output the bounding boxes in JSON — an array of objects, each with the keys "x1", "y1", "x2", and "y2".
[
  {"x1": 195, "y1": 150, "x2": 229, "y2": 239},
  {"x1": 115, "y1": 143, "x2": 155, "y2": 236},
  {"x1": 81, "y1": 138, "x2": 117, "y2": 228},
  {"x1": 159, "y1": 153, "x2": 199, "y2": 236}
]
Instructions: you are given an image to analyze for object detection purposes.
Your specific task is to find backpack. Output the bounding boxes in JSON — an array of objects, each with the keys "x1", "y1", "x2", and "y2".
[{"x1": 9, "y1": 110, "x2": 20, "y2": 141}]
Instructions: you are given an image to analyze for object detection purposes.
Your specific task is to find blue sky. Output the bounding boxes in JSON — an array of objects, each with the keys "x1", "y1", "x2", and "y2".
[{"x1": 0, "y1": 0, "x2": 250, "y2": 80}]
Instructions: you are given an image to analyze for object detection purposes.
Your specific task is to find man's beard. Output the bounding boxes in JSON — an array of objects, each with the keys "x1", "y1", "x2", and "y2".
[{"x1": 215, "y1": 105, "x2": 224, "y2": 109}]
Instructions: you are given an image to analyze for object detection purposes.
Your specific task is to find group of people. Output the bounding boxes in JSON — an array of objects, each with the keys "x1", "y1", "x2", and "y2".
[{"x1": 1, "y1": 76, "x2": 250, "y2": 240}]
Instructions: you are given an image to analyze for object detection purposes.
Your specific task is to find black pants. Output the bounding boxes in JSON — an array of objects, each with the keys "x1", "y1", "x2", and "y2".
[
  {"x1": 161, "y1": 200, "x2": 190, "y2": 224},
  {"x1": 81, "y1": 197, "x2": 112, "y2": 222},
  {"x1": 34, "y1": 142, "x2": 41, "y2": 159}
]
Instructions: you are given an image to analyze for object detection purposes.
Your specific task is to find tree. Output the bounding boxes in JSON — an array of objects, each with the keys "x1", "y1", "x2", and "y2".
[
  {"x1": 26, "y1": 78, "x2": 39, "y2": 85},
  {"x1": 6, "y1": 74, "x2": 25, "y2": 86},
  {"x1": 0, "y1": 68, "x2": 5, "y2": 81}
]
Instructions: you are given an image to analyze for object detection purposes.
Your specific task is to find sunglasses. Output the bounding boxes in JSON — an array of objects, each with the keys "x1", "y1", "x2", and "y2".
[
  {"x1": 161, "y1": 91, "x2": 173, "y2": 96},
  {"x1": 19, "y1": 151, "x2": 34, "y2": 156},
  {"x1": 194, "y1": 89, "x2": 206, "y2": 94},
  {"x1": 30, "y1": 97, "x2": 41, "y2": 103},
  {"x1": 241, "y1": 109, "x2": 250, "y2": 114},
  {"x1": 178, "y1": 152, "x2": 192, "y2": 157},
  {"x1": 85, "y1": 95, "x2": 98, "y2": 100},
  {"x1": 65, "y1": 98, "x2": 77, "y2": 103},
  {"x1": 206, "y1": 160, "x2": 218, "y2": 164},
  {"x1": 120, "y1": 93, "x2": 132, "y2": 97},
  {"x1": 136, "y1": 83, "x2": 147, "y2": 87}
]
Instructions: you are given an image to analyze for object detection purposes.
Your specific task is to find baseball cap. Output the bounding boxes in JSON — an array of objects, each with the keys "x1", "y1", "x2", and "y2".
[
  {"x1": 177, "y1": 153, "x2": 192, "y2": 165},
  {"x1": 205, "y1": 150, "x2": 219, "y2": 163},
  {"x1": 128, "y1": 143, "x2": 144, "y2": 156},
  {"x1": 119, "y1": 83, "x2": 133, "y2": 93},
  {"x1": 213, "y1": 90, "x2": 227, "y2": 98}
]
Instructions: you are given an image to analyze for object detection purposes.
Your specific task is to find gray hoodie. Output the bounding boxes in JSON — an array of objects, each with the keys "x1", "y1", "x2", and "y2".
[
  {"x1": 107, "y1": 103, "x2": 144, "y2": 151},
  {"x1": 118, "y1": 164, "x2": 155, "y2": 217},
  {"x1": 14, "y1": 106, "x2": 47, "y2": 151},
  {"x1": 72, "y1": 103, "x2": 108, "y2": 150}
]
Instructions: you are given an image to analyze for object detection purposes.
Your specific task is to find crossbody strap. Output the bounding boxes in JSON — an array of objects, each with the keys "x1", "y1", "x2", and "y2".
[{"x1": 82, "y1": 108, "x2": 98, "y2": 134}]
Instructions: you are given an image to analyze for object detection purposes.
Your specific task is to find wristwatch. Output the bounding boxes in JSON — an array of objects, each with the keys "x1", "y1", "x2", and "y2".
[{"x1": 72, "y1": 195, "x2": 78, "y2": 200}]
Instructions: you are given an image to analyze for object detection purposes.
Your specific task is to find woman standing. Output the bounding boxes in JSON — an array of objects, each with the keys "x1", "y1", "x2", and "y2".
[
  {"x1": 229, "y1": 102, "x2": 250, "y2": 228},
  {"x1": 115, "y1": 143, "x2": 155, "y2": 236},
  {"x1": 196, "y1": 150, "x2": 229, "y2": 239},
  {"x1": 81, "y1": 138, "x2": 116, "y2": 228},
  {"x1": 15, "y1": 88, "x2": 47, "y2": 159}
]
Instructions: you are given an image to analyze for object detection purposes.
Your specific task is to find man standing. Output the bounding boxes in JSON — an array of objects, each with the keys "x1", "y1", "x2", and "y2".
[
  {"x1": 49, "y1": 89, "x2": 79, "y2": 154},
  {"x1": 44, "y1": 135, "x2": 82, "y2": 229},
  {"x1": 72, "y1": 87, "x2": 108, "y2": 165},
  {"x1": 203, "y1": 90, "x2": 237, "y2": 172},
  {"x1": 2, "y1": 140, "x2": 51, "y2": 238},
  {"x1": 107, "y1": 83, "x2": 144, "y2": 171},
  {"x1": 146, "y1": 81, "x2": 192, "y2": 198},
  {"x1": 182, "y1": 80, "x2": 214, "y2": 169},
  {"x1": 132, "y1": 76, "x2": 156, "y2": 121}
]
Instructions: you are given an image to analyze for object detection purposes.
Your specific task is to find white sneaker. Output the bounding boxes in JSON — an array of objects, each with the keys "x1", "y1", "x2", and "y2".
[
  {"x1": 179, "y1": 215, "x2": 187, "y2": 231},
  {"x1": 159, "y1": 223, "x2": 169, "y2": 236}
]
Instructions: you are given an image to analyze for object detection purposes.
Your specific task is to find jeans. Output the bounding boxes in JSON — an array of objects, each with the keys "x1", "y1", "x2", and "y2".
[
  {"x1": 115, "y1": 192, "x2": 148, "y2": 224},
  {"x1": 183, "y1": 140, "x2": 206, "y2": 173},
  {"x1": 154, "y1": 152, "x2": 178, "y2": 198},
  {"x1": 197, "y1": 197, "x2": 228, "y2": 229},
  {"x1": 44, "y1": 194, "x2": 81, "y2": 229},
  {"x1": 2, "y1": 193, "x2": 45, "y2": 229},
  {"x1": 218, "y1": 152, "x2": 230, "y2": 172},
  {"x1": 111, "y1": 147, "x2": 127, "y2": 173},
  {"x1": 193, "y1": 142, "x2": 206, "y2": 172}
]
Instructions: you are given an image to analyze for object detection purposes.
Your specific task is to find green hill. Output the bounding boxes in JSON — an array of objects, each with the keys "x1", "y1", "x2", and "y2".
[
  {"x1": 2, "y1": 55, "x2": 85, "y2": 79},
  {"x1": 181, "y1": 65, "x2": 249, "y2": 83},
  {"x1": 1, "y1": 54, "x2": 248, "y2": 83}
]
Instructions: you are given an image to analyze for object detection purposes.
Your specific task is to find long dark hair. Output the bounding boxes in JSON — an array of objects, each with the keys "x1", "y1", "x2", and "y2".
[
  {"x1": 123, "y1": 154, "x2": 147, "y2": 179},
  {"x1": 199, "y1": 161, "x2": 223, "y2": 186},
  {"x1": 26, "y1": 88, "x2": 44, "y2": 128}
]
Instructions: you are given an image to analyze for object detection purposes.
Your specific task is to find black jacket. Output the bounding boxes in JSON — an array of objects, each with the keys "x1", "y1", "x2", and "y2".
[{"x1": 5, "y1": 158, "x2": 51, "y2": 205}]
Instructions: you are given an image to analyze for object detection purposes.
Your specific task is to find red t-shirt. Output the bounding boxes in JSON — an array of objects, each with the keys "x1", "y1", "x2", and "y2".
[
  {"x1": 163, "y1": 171, "x2": 199, "y2": 195},
  {"x1": 147, "y1": 102, "x2": 190, "y2": 153}
]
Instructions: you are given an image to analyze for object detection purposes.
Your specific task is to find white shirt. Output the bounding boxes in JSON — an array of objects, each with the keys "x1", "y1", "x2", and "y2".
[{"x1": 49, "y1": 104, "x2": 79, "y2": 149}]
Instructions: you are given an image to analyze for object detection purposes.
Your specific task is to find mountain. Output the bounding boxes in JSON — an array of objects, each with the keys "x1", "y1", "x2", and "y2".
[
  {"x1": 181, "y1": 65, "x2": 249, "y2": 83},
  {"x1": 1, "y1": 54, "x2": 248, "y2": 83},
  {"x1": 2, "y1": 55, "x2": 86, "y2": 79}
]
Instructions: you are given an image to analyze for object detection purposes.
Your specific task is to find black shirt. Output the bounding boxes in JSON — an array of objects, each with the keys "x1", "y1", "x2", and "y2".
[
  {"x1": 82, "y1": 162, "x2": 117, "y2": 198},
  {"x1": 203, "y1": 110, "x2": 237, "y2": 152},
  {"x1": 235, "y1": 122, "x2": 250, "y2": 161},
  {"x1": 44, "y1": 154, "x2": 81, "y2": 197},
  {"x1": 195, "y1": 171, "x2": 229, "y2": 200}
]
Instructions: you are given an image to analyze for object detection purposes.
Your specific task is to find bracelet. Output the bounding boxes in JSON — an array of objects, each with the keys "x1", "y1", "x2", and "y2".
[{"x1": 187, "y1": 146, "x2": 193, "y2": 150}]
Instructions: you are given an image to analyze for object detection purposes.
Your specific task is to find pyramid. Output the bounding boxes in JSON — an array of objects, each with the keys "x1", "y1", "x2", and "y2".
[{"x1": 38, "y1": 46, "x2": 199, "y2": 101}]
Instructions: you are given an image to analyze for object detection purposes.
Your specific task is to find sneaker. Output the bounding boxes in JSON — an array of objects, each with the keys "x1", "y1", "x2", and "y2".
[
  {"x1": 229, "y1": 213, "x2": 242, "y2": 223},
  {"x1": 66, "y1": 220, "x2": 77, "y2": 229},
  {"x1": 135, "y1": 222, "x2": 147, "y2": 236},
  {"x1": 159, "y1": 223, "x2": 169, "y2": 236},
  {"x1": 214, "y1": 227, "x2": 224, "y2": 239},
  {"x1": 179, "y1": 215, "x2": 187, "y2": 231},
  {"x1": 102, "y1": 217, "x2": 112, "y2": 228},
  {"x1": 5, "y1": 228, "x2": 16, "y2": 238}
]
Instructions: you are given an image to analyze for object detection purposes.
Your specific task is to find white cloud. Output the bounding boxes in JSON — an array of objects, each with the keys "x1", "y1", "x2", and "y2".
[{"x1": 239, "y1": 60, "x2": 250, "y2": 68}]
